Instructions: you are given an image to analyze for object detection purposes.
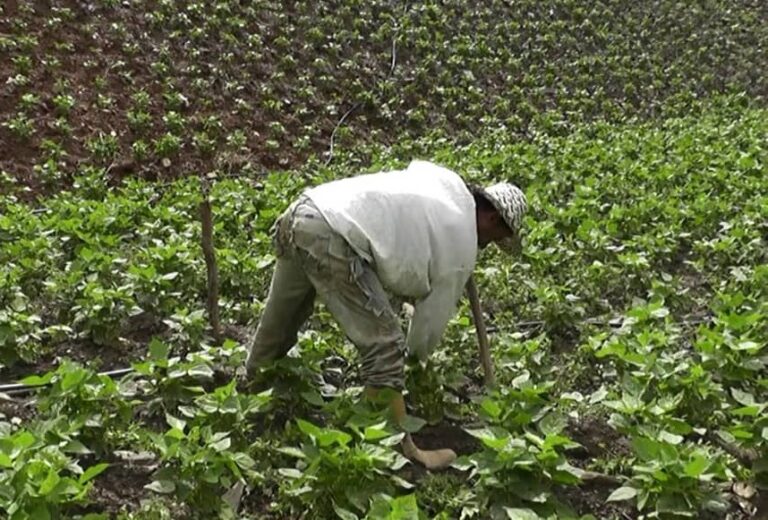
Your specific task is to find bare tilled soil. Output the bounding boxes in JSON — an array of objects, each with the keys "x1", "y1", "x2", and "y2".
[{"x1": 3, "y1": 1, "x2": 767, "y2": 200}]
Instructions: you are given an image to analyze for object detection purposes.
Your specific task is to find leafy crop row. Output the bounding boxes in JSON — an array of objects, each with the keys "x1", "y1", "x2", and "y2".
[
  {"x1": 1, "y1": 0, "x2": 766, "y2": 196},
  {"x1": 1, "y1": 97, "x2": 766, "y2": 518}
]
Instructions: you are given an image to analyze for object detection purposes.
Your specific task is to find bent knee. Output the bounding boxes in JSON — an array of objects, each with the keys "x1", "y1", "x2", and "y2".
[{"x1": 358, "y1": 341, "x2": 406, "y2": 390}]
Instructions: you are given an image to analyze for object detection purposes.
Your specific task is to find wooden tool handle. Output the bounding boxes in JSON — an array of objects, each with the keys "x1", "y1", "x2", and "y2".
[{"x1": 466, "y1": 275, "x2": 495, "y2": 388}]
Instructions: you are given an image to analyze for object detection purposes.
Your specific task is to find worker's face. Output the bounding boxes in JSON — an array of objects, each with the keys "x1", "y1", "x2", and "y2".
[{"x1": 477, "y1": 210, "x2": 514, "y2": 248}]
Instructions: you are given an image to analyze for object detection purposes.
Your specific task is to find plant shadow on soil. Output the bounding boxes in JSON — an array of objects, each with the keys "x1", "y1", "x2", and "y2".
[
  {"x1": 75, "y1": 464, "x2": 155, "y2": 517},
  {"x1": 402, "y1": 420, "x2": 640, "y2": 519},
  {"x1": 0, "y1": 312, "x2": 168, "y2": 383}
]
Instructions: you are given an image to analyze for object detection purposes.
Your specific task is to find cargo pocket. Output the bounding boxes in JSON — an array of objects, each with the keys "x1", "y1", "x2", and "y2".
[
  {"x1": 291, "y1": 209, "x2": 336, "y2": 276},
  {"x1": 271, "y1": 215, "x2": 289, "y2": 257},
  {"x1": 349, "y1": 256, "x2": 398, "y2": 326}
]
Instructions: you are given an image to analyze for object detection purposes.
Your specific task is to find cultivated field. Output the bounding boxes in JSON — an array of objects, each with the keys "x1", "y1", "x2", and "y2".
[{"x1": 1, "y1": 1, "x2": 767, "y2": 519}]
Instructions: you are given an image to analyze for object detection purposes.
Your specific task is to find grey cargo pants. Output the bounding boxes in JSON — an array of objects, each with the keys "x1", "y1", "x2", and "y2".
[{"x1": 245, "y1": 197, "x2": 406, "y2": 389}]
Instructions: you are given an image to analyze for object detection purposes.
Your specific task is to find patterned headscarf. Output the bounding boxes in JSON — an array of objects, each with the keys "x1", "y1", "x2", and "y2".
[{"x1": 479, "y1": 182, "x2": 528, "y2": 253}]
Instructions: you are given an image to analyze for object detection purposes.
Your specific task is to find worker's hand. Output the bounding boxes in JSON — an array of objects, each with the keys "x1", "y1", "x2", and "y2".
[{"x1": 402, "y1": 433, "x2": 457, "y2": 470}]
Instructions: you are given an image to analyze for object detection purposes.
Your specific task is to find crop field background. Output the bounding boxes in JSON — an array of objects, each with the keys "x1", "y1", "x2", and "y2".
[{"x1": 1, "y1": 1, "x2": 767, "y2": 519}]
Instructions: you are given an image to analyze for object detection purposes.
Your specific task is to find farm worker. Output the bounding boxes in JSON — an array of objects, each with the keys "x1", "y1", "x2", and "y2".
[{"x1": 245, "y1": 160, "x2": 527, "y2": 470}]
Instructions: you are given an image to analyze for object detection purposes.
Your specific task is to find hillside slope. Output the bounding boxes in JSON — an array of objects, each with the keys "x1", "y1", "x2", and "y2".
[{"x1": 1, "y1": 0, "x2": 766, "y2": 196}]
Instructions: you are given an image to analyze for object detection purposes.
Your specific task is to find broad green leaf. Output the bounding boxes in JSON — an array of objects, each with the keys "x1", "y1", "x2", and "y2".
[
  {"x1": 20, "y1": 373, "x2": 54, "y2": 386},
  {"x1": 187, "y1": 363, "x2": 214, "y2": 378},
  {"x1": 166, "y1": 427, "x2": 185, "y2": 440},
  {"x1": 729, "y1": 428, "x2": 754, "y2": 440},
  {"x1": 301, "y1": 390, "x2": 325, "y2": 406},
  {"x1": 400, "y1": 415, "x2": 426, "y2": 433},
  {"x1": 39, "y1": 469, "x2": 61, "y2": 495},
  {"x1": 480, "y1": 398, "x2": 502, "y2": 419},
  {"x1": 0, "y1": 453, "x2": 11, "y2": 468},
  {"x1": 716, "y1": 430, "x2": 736, "y2": 444},
  {"x1": 52, "y1": 477, "x2": 81, "y2": 497},
  {"x1": 12, "y1": 431, "x2": 36, "y2": 455},
  {"x1": 538, "y1": 411, "x2": 567, "y2": 436},
  {"x1": 606, "y1": 486, "x2": 638, "y2": 502},
  {"x1": 30, "y1": 502, "x2": 51, "y2": 520},
  {"x1": 512, "y1": 371, "x2": 531, "y2": 388},
  {"x1": 658, "y1": 431, "x2": 683, "y2": 445},
  {"x1": 333, "y1": 504, "x2": 358, "y2": 520},
  {"x1": 178, "y1": 405, "x2": 196, "y2": 418},
  {"x1": 149, "y1": 339, "x2": 169, "y2": 361},
  {"x1": 232, "y1": 452, "x2": 256, "y2": 470},
  {"x1": 131, "y1": 361, "x2": 153, "y2": 375},
  {"x1": 145, "y1": 479, "x2": 175, "y2": 494},
  {"x1": 632, "y1": 437, "x2": 660, "y2": 461},
  {"x1": 298, "y1": 420, "x2": 352, "y2": 447},
  {"x1": 665, "y1": 418, "x2": 693, "y2": 435},
  {"x1": 80, "y1": 463, "x2": 109, "y2": 484},
  {"x1": 553, "y1": 461, "x2": 584, "y2": 485},
  {"x1": 210, "y1": 436, "x2": 231, "y2": 452},
  {"x1": 659, "y1": 442, "x2": 679, "y2": 463},
  {"x1": 278, "y1": 468, "x2": 303, "y2": 479},
  {"x1": 165, "y1": 413, "x2": 186, "y2": 432},
  {"x1": 379, "y1": 433, "x2": 405, "y2": 447},
  {"x1": 504, "y1": 507, "x2": 542, "y2": 519},
  {"x1": 297, "y1": 419, "x2": 322, "y2": 438},
  {"x1": 683, "y1": 455, "x2": 709, "y2": 477},
  {"x1": 364, "y1": 423, "x2": 391, "y2": 441},
  {"x1": 732, "y1": 405, "x2": 762, "y2": 417},
  {"x1": 451, "y1": 456, "x2": 473, "y2": 471},
  {"x1": 61, "y1": 368, "x2": 87, "y2": 391},
  {"x1": 732, "y1": 341, "x2": 762, "y2": 352},
  {"x1": 63, "y1": 440, "x2": 92, "y2": 455},
  {"x1": 731, "y1": 387, "x2": 755, "y2": 406},
  {"x1": 465, "y1": 427, "x2": 503, "y2": 442},
  {"x1": 318, "y1": 429, "x2": 352, "y2": 447},
  {"x1": 277, "y1": 446, "x2": 306, "y2": 459},
  {"x1": 561, "y1": 391, "x2": 584, "y2": 402},
  {"x1": 390, "y1": 475, "x2": 415, "y2": 490},
  {"x1": 589, "y1": 386, "x2": 609, "y2": 404},
  {"x1": 389, "y1": 493, "x2": 419, "y2": 518}
]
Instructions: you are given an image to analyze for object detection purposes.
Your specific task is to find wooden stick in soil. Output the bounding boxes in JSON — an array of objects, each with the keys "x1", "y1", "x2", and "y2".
[
  {"x1": 466, "y1": 275, "x2": 495, "y2": 388},
  {"x1": 200, "y1": 178, "x2": 222, "y2": 344}
]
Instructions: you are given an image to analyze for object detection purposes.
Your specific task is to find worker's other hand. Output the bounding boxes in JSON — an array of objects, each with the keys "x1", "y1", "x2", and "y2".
[{"x1": 402, "y1": 433, "x2": 457, "y2": 470}]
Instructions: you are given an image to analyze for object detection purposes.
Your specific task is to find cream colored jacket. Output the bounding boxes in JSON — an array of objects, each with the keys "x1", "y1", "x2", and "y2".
[{"x1": 305, "y1": 160, "x2": 477, "y2": 360}]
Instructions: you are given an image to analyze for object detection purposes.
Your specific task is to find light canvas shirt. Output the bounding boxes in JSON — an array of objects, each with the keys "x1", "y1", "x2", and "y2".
[{"x1": 304, "y1": 160, "x2": 478, "y2": 360}]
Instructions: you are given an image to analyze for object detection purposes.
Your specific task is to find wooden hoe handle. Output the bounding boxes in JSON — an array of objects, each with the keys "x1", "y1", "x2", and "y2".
[{"x1": 466, "y1": 275, "x2": 495, "y2": 388}]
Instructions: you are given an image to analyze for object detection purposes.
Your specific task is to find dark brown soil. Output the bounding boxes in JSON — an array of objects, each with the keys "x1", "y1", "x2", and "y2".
[
  {"x1": 393, "y1": 422, "x2": 480, "y2": 485},
  {"x1": 558, "y1": 482, "x2": 636, "y2": 519},
  {"x1": 411, "y1": 423, "x2": 480, "y2": 457},
  {"x1": 3, "y1": 1, "x2": 768, "y2": 202},
  {"x1": 0, "y1": 336, "x2": 149, "y2": 383},
  {"x1": 0, "y1": 309, "x2": 171, "y2": 383},
  {"x1": 567, "y1": 414, "x2": 632, "y2": 461},
  {"x1": 81, "y1": 463, "x2": 154, "y2": 516},
  {"x1": 240, "y1": 481, "x2": 285, "y2": 519},
  {"x1": 0, "y1": 395, "x2": 37, "y2": 423},
  {"x1": 561, "y1": 415, "x2": 637, "y2": 518}
]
